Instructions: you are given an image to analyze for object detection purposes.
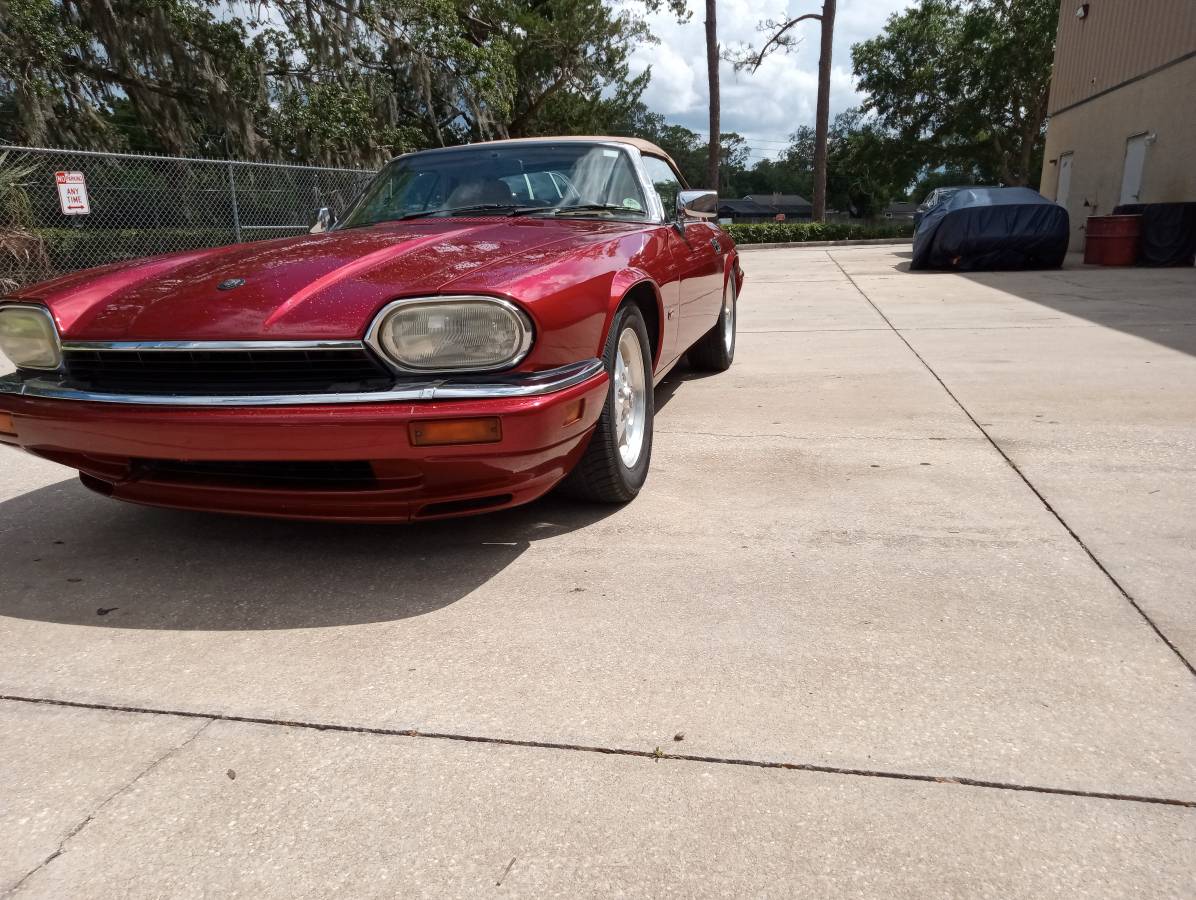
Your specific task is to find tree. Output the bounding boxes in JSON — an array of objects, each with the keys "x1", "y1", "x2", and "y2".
[
  {"x1": 909, "y1": 166, "x2": 984, "y2": 201},
  {"x1": 851, "y1": 0, "x2": 1057, "y2": 187},
  {"x1": 0, "y1": 0, "x2": 687, "y2": 166},
  {"x1": 779, "y1": 109, "x2": 916, "y2": 217},
  {"x1": 704, "y1": 0, "x2": 719, "y2": 191},
  {"x1": 0, "y1": 0, "x2": 272, "y2": 156},
  {"x1": 827, "y1": 111, "x2": 918, "y2": 216},
  {"x1": 472, "y1": 0, "x2": 684, "y2": 141},
  {"x1": 811, "y1": 1, "x2": 837, "y2": 220},
  {"x1": 717, "y1": 132, "x2": 750, "y2": 194},
  {"x1": 735, "y1": 157, "x2": 812, "y2": 200},
  {"x1": 734, "y1": 1, "x2": 837, "y2": 221},
  {"x1": 0, "y1": 149, "x2": 49, "y2": 290},
  {"x1": 620, "y1": 108, "x2": 749, "y2": 192}
]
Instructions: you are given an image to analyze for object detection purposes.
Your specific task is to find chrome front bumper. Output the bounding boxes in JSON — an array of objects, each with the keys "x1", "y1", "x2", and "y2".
[{"x1": 0, "y1": 358, "x2": 605, "y2": 407}]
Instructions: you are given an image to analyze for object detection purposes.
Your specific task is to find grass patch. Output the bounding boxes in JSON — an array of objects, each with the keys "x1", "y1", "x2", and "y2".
[{"x1": 723, "y1": 222, "x2": 914, "y2": 245}]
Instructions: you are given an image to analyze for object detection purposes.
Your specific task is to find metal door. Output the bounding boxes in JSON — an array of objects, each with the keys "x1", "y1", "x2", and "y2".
[
  {"x1": 1056, "y1": 152, "x2": 1073, "y2": 207},
  {"x1": 1119, "y1": 134, "x2": 1149, "y2": 206}
]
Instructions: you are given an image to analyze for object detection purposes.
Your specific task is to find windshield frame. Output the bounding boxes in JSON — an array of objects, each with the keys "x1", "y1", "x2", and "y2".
[{"x1": 337, "y1": 140, "x2": 668, "y2": 230}]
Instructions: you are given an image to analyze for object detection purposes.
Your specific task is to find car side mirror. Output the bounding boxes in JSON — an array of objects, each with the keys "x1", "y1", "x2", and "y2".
[
  {"x1": 310, "y1": 207, "x2": 335, "y2": 234},
  {"x1": 677, "y1": 190, "x2": 718, "y2": 220}
]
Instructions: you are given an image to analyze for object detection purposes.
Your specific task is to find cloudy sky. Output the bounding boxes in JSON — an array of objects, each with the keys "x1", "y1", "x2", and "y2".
[{"x1": 626, "y1": 0, "x2": 916, "y2": 161}]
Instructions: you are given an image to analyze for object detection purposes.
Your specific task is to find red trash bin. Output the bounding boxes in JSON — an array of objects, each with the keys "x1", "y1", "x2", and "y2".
[{"x1": 1084, "y1": 215, "x2": 1141, "y2": 266}]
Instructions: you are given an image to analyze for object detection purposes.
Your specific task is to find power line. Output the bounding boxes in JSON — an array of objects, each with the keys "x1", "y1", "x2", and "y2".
[
  {"x1": 690, "y1": 128, "x2": 795, "y2": 140},
  {"x1": 690, "y1": 130, "x2": 797, "y2": 143},
  {"x1": 699, "y1": 138, "x2": 794, "y2": 147}
]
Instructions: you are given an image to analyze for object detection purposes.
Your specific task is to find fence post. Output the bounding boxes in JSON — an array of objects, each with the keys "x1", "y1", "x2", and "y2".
[{"x1": 226, "y1": 161, "x2": 243, "y2": 242}]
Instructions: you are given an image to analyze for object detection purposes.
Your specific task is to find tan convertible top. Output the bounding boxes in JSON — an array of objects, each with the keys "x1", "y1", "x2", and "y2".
[{"x1": 455, "y1": 135, "x2": 682, "y2": 179}]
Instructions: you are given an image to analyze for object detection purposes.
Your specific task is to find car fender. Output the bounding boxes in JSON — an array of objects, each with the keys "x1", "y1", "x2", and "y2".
[
  {"x1": 724, "y1": 245, "x2": 743, "y2": 298},
  {"x1": 601, "y1": 269, "x2": 666, "y2": 368}
]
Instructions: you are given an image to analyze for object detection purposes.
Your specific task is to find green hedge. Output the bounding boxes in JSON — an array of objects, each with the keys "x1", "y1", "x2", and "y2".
[
  {"x1": 3, "y1": 227, "x2": 308, "y2": 288},
  {"x1": 5, "y1": 221, "x2": 917, "y2": 289},
  {"x1": 7, "y1": 228, "x2": 295, "y2": 283},
  {"x1": 723, "y1": 221, "x2": 914, "y2": 245}
]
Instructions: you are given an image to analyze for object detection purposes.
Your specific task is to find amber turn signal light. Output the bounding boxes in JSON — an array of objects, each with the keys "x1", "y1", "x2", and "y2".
[
  {"x1": 562, "y1": 398, "x2": 585, "y2": 426},
  {"x1": 409, "y1": 417, "x2": 502, "y2": 447},
  {"x1": 0, "y1": 412, "x2": 15, "y2": 437}
]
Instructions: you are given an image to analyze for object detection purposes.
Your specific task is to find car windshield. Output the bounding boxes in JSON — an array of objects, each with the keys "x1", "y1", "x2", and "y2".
[
  {"x1": 924, "y1": 187, "x2": 962, "y2": 209},
  {"x1": 340, "y1": 143, "x2": 651, "y2": 228}
]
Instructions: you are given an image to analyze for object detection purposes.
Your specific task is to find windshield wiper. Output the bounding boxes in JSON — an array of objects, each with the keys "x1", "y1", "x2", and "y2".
[
  {"x1": 348, "y1": 202, "x2": 643, "y2": 229},
  {"x1": 393, "y1": 204, "x2": 539, "y2": 221},
  {"x1": 518, "y1": 203, "x2": 645, "y2": 218},
  {"x1": 339, "y1": 204, "x2": 527, "y2": 229}
]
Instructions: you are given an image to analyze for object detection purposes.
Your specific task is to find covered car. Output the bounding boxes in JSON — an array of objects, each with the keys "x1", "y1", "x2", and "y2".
[
  {"x1": 911, "y1": 186, "x2": 1069, "y2": 271},
  {"x1": 912, "y1": 186, "x2": 963, "y2": 228}
]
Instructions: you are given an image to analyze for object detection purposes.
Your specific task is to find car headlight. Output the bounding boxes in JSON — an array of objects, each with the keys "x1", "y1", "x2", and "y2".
[
  {"x1": 368, "y1": 296, "x2": 533, "y2": 372},
  {"x1": 0, "y1": 305, "x2": 62, "y2": 370}
]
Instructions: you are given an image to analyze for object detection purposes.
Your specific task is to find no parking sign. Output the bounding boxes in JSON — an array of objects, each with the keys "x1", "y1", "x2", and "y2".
[{"x1": 55, "y1": 171, "x2": 91, "y2": 215}]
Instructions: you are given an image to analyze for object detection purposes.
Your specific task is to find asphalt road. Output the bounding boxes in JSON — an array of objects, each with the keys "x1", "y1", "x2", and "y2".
[{"x1": 2, "y1": 245, "x2": 1195, "y2": 897}]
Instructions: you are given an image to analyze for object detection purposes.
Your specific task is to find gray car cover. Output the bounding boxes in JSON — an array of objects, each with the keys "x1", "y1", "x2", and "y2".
[{"x1": 911, "y1": 187, "x2": 1069, "y2": 271}]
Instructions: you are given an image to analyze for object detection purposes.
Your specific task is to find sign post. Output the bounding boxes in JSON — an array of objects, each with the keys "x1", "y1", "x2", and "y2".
[{"x1": 55, "y1": 171, "x2": 91, "y2": 215}]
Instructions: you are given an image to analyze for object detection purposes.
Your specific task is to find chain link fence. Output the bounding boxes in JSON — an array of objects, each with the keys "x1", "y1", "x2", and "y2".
[{"x1": 0, "y1": 146, "x2": 378, "y2": 290}]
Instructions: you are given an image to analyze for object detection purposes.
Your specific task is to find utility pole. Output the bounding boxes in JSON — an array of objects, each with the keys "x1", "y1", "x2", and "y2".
[
  {"x1": 705, "y1": 0, "x2": 720, "y2": 192},
  {"x1": 812, "y1": 0, "x2": 837, "y2": 221}
]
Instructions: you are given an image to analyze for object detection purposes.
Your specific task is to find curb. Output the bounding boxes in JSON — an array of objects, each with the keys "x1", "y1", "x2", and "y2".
[{"x1": 736, "y1": 237, "x2": 914, "y2": 251}]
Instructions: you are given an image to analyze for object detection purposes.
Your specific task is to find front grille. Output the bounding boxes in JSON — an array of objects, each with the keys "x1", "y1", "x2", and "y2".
[
  {"x1": 133, "y1": 458, "x2": 377, "y2": 490},
  {"x1": 62, "y1": 346, "x2": 393, "y2": 395}
]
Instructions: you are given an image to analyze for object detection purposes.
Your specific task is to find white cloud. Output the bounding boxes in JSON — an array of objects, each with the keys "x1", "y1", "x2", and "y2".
[
  {"x1": 626, "y1": 0, "x2": 916, "y2": 160},
  {"x1": 636, "y1": 40, "x2": 703, "y2": 114}
]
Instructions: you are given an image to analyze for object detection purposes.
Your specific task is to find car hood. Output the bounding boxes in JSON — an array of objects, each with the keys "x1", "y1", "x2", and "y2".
[{"x1": 25, "y1": 218, "x2": 648, "y2": 340}]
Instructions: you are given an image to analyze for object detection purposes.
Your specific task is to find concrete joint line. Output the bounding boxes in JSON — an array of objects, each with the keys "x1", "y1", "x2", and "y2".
[
  {"x1": 739, "y1": 328, "x2": 891, "y2": 334},
  {"x1": 741, "y1": 324, "x2": 1196, "y2": 334},
  {"x1": 744, "y1": 324, "x2": 1196, "y2": 335},
  {"x1": 2, "y1": 695, "x2": 1193, "y2": 811},
  {"x1": 3, "y1": 717, "x2": 213, "y2": 897},
  {"x1": 825, "y1": 251, "x2": 1196, "y2": 680},
  {"x1": 656, "y1": 429, "x2": 981, "y2": 445}
]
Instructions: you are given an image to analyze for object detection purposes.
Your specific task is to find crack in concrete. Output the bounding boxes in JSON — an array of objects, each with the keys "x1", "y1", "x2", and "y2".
[
  {"x1": 894, "y1": 322, "x2": 1196, "y2": 331},
  {"x1": 826, "y1": 251, "x2": 1196, "y2": 681},
  {"x1": 1, "y1": 694, "x2": 1193, "y2": 811},
  {"x1": 739, "y1": 323, "x2": 1196, "y2": 336},
  {"x1": 3, "y1": 717, "x2": 213, "y2": 898},
  {"x1": 656, "y1": 429, "x2": 981, "y2": 444},
  {"x1": 738, "y1": 328, "x2": 891, "y2": 334}
]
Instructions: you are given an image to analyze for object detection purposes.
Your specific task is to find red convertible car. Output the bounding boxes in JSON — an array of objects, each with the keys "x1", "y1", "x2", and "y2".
[{"x1": 0, "y1": 137, "x2": 742, "y2": 521}]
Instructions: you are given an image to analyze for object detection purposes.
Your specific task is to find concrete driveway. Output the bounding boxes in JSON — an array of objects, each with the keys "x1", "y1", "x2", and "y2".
[{"x1": 2, "y1": 245, "x2": 1194, "y2": 897}]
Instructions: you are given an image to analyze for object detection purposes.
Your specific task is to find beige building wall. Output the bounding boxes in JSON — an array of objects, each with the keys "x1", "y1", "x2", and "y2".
[
  {"x1": 1039, "y1": 54, "x2": 1196, "y2": 250},
  {"x1": 1048, "y1": 0, "x2": 1196, "y2": 112},
  {"x1": 1040, "y1": 0, "x2": 1196, "y2": 251}
]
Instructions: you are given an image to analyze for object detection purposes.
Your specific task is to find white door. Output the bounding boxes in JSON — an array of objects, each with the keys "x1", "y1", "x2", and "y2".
[
  {"x1": 1056, "y1": 152, "x2": 1073, "y2": 206},
  {"x1": 1119, "y1": 134, "x2": 1148, "y2": 206}
]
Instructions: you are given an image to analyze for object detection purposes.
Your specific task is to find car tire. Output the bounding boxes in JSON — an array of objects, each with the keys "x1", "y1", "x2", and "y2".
[
  {"x1": 562, "y1": 303, "x2": 654, "y2": 503},
  {"x1": 688, "y1": 277, "x2": 736, "y2": 372}
]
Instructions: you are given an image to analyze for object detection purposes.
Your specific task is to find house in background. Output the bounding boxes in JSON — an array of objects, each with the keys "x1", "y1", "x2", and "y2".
[
  {"x1": 1038, "y1": 0, "x2": 1196, "y2": 250},
  {"x1": 716, "y1": 198, "x2": 774, "y2": 223},
  {"x1": 883, "y1": 201, "x2": 918, "y2": 222},
  {"x1": 745, "y1": 194, "x2": 812, "y2": 221},
  {"x1": 716, "y1": 194, "x2": 813, "y2": 225}
]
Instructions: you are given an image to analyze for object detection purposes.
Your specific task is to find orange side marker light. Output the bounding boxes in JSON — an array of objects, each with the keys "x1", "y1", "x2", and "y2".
[
  {"x1": 409, "y1": 417, "x2": 502, "y2": 447},
  {"x1": 562, "y1": 399, "x2": 585, "y2": 427}
]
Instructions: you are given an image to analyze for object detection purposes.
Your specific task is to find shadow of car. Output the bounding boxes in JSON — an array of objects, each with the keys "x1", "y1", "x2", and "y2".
[{"x1": 0, "y1": 478, "x2": 617, "y2": 631}]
